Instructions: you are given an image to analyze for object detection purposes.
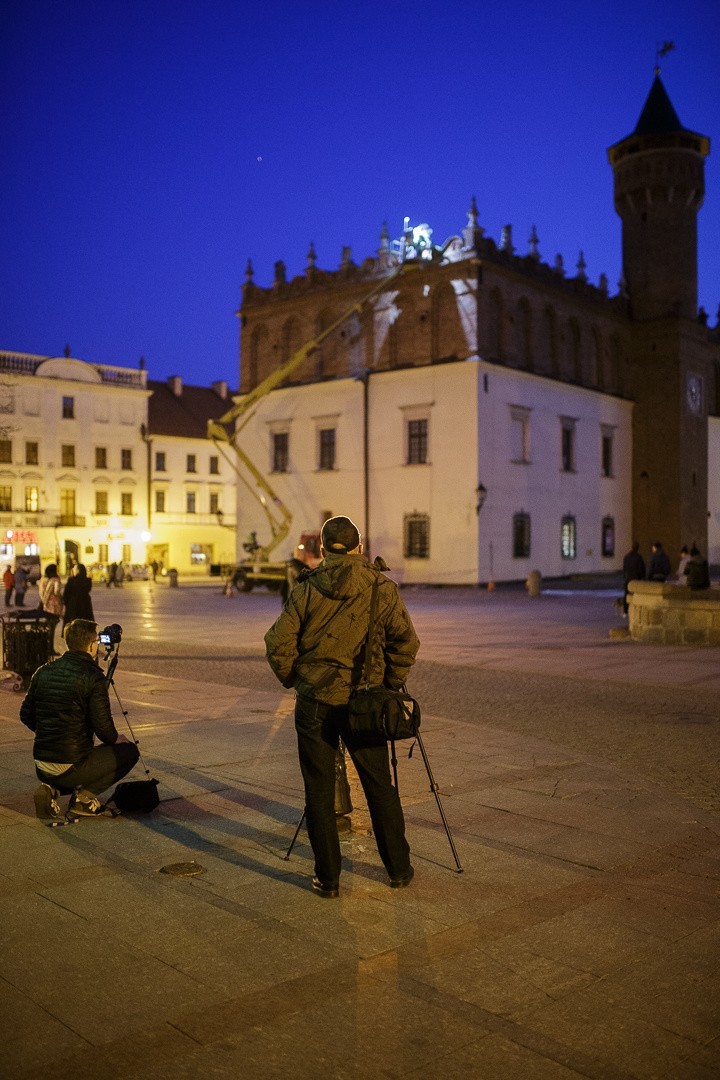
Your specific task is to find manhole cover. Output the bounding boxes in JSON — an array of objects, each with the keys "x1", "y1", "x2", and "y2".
[{"x1": 159, "y1": 861, "x2": 207, "y2": 877}]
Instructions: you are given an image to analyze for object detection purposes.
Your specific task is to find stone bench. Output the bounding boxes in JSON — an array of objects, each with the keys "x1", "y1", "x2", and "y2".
[{"x1": 628, "y1": 579, "x2": 720, "y2": 645}]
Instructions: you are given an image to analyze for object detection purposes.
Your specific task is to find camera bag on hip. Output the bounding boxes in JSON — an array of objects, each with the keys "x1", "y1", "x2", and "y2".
[
  {"x1": 110, "y1": 778, "x2": 160, "y2": 813},
  {"x1": 347, "y1": 577, "x2": 421, "y2": 742}
]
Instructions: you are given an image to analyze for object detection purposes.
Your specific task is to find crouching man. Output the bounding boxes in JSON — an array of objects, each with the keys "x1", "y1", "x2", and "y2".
[{"x1": 20, "y1": 619, "x2": 139, "y2": 819}]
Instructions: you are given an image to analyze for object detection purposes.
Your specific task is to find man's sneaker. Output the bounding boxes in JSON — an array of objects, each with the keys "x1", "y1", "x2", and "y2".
[
  {"x1": 67, "y1": 789, "x2": 104, "y2": 817},
  {"x1": 34, "y1": 783, "x2": 63, "y2": 821}
]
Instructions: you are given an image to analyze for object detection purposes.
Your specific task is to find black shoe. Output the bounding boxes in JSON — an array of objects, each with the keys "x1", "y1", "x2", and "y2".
[
  {"x1": 67, "y1": 789, "x2": 104, "y2": 816},
  {"x1": 389, "y1": 866, "x2": 414, "y2": 889},
  {"x1": 312, "y1": 876, "x2": 340, "y2": 899}
]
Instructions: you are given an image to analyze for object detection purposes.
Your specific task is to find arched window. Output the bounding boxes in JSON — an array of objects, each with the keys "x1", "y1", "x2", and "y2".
[{"x1": 281, "y1": 317, "x2": 302, "y2": 367}]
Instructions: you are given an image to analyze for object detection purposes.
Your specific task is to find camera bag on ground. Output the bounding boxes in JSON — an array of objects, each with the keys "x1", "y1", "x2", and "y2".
[
  {"x1": 347, "y1": 576, "x2": 421, "y2": 742},
  {"x1": 110, "y1": 778, "x2": 160, "y2": 813}
]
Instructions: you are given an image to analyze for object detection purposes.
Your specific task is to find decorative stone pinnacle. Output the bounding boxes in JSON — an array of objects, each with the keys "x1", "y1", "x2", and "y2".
[
  {"x1": 379, "y1": 222, "x2": 390, "y2": 249},
  {"x1": 598, "y1": 272, "x2": 609, "y2": 296},
  {"x1": 500, "y1": 225, "x2": 514, "y2": 254},
  {"x1": 273, "y1": 259, "x2": 286, "y2": 285},
  {"x1": 554, "y1": 254, "x2": 565, "y2": 275},
  {"x1": 341, "y1": 245, "x2": 352, "y2": 267},
  {"x1": 306, "y1": 242, "x2": 317, "y2": 269},
  {"x1": 244, "y1": 258, "x2": 254, "y2": 283},
  {"x1": 467, "y1": 196, "x2": 479, "y2": 227},
  {"x1": 576, "y1": 251, "x2": 587, "y2": 282},
  {"x1": 528, "y1": 225, "x2": 540, "y2": 260}
]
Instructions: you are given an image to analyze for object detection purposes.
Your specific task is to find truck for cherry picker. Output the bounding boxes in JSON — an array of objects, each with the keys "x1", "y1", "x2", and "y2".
[{"x1": 208, "y1": 259, "x2": 415, "y2": 594}]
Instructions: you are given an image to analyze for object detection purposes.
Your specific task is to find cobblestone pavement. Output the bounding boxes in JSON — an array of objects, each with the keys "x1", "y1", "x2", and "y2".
[{"x1": 94, "y1": 580, "x2": 720, "y2": 813}]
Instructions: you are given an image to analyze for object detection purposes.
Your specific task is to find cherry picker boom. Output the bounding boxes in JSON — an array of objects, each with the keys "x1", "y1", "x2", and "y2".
[{"x1": 208, "y1": 259, "x2": 414, "y2": 593}]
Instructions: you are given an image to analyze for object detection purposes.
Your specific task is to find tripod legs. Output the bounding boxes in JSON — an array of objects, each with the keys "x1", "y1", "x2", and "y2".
[{"x1": 284, "y1": 734, "x2": 463, "y2": 873}]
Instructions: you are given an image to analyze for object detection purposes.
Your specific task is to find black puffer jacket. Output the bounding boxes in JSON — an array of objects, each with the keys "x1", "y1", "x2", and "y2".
[
  {"x1": 265, "y1": 554, "x2": 420, "y2": 705},
  {"x1": 20, "y1": 650, "x2": 117, "y2": 763}
]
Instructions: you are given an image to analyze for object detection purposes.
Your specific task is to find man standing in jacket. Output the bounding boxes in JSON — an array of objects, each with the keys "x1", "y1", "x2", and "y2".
[
  {"x1": 20, "y1": 619, "x2": 139, "y2": 820},
  {"x1": 265, "y1": 516, "x2": 419, "y2": 898}
]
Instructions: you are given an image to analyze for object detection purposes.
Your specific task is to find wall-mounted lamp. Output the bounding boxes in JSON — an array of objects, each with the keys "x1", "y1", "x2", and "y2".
[
  {"x1": 476, "y1": 483, "x2": 488, "y2": 514},
  {"x1": 216, "y1": 510, "x2": 224, "y2": 526}
]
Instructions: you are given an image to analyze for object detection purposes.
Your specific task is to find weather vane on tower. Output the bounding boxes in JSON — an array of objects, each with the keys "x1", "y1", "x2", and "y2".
[{"x1": 654, "y1": 40, "x2": 675, "y2": 75}]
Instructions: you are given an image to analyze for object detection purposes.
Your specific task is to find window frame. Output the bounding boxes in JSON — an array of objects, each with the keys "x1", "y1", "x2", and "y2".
[
  {"x1": 186, "y1": 453, "x2": 197, "y2": 474},
  {"x1": 25, "y1": 442, "x2": 39, "y2": 466},
  {"x1": 512, "y1": 512, "x2": 531, "y2": 558},
  {"x1": 560, "y1": 417, "x2": 576, "y2": 473},
  {"x1": 155, "y1": 451, "x2": 166, "y2": 472},
  {"x1": 95, "y1": 490, "x2": 109, "y2": 516},
  {"x1": 403, "y1": 512, "x2": 430, "y2": 559},
  {"x1": 601, "y1": 516, "x2": 615, "y2": 557},
  {"x1": 121, "y1": 448, "x2": 133, "y2": 471},
  {"x1": 272, "y1": 431, "x2": 289, "y2": 473},
  {"x1": 561, "y1": 515, "x2": 577, "y2": 559},
  {"x1": 318, "y1": 427, "x2": 336, "y2": 471},
  {"x1": 62, "y1": 396, "x2": 74, "y2": 419},
  {"x1": 61, "y1": 444, "x2": 76, "y2": 468},
  {"x1": 0, "y1": 440, "x2": 12, "y2": 464},
  {"x1": 407, "y1": 417, "x2": 429, "y2": 466},
  {"x1": 120, "y1": 491, "x2": 133, "y2": 516},
  {"x1": 95, "y1": 446, "x2": 107, "y2": 469}
]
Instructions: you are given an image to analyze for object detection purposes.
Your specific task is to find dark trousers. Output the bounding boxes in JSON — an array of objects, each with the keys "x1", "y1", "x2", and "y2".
[
  {"x1": 295, "y1": 696, "x2": 411, "y2": 886},
  {"x1": 36, "y1": 742, "x2": 139, "y2": 797}
]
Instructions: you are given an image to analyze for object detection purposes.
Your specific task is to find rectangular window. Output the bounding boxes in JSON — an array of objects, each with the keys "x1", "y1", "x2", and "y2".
[
  {"x1": 209, "y1": 491, "x2": 220, "y2": 514},
  {"x1": 319, "y1": 428, "x2": 336, "y2": 470},
  {"x1": 602, "y1": 516, "x2": 615, "y2": 557},
  {"x1": 59, "y1": 489, "x2": 76, "y2": 519},
  {"x1": 61, "y1": 444, "x2": 76, "y2": 467},
  {"x1": 407, "y1": 419, "x2": 428, "y2": 465},
  {"x1": 155, "y1": 490, "x2": 166, "y2": 513},
  {"x1": 186, "y1": 454, "x2": 196, "y2": 473},
  {"x1": 561, "y1": 515, "x2": 577, "y2": 559},
  {"x1": 95, "y1": 490, "x2": 109, "y2": 515},
  {"x1": 190, "y1": 543, "x2": 212, "y2": 565},
  {"x1": 601, "y1": 429, "x2": 614, "y2": 478},
  {"x1": 272, "y1": 432, "x2": 289, "y2": 473},
  {"x1": 25, "y1": 442, "x2": 39, "y2": 465},
  {"x1": 209, "y1": 455, "x2": 219, "y2": 475},
  {"x1": 155, "y1": 451, "x2": 166, "y2": 471},
  {"x1": 513, "y1": 512, "x2": 531, "y2": 558},
  {"x1": 560, "y1": 419, "x2": 576, "y2": 472},
  {"x1": 121, "y1": 448, "x2": 132, "y2": 470},
  {"x1": 0, "y1": 440, "x2": 12, "y2": 464},
  {"x1": 122, "y1": 544, "x2": 132, "y2": 564},
  {"x1": 404, "y1": 512, "x2": 430, "y2": 558},
  {"x1": 0, "y1": 485, "x2": 11, "y2": 511},
  {"x1": 62, "y1": 396, "x2": 74, "y2": 419},
  {"x1": 95, "y1": 446, "x2": 107, "y2": 469},
  {"x1": 121, "y1": 492, "x2": 133, "y2": 515},
  {"x1": 509, "y1": 408, "x2": 531, "y2": 463},
  {"x1": 98, "y1": 544, "x2": 108, "y2": 564},
  {"x1": 25, "y1": 487, "x2": 39, "y2": 512},
  {"x1": 186, "y1": 492, "x2": 196, "y2": 513}
]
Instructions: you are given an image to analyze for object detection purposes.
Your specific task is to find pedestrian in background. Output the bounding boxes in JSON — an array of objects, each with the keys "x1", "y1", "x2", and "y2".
[
  {"x1": 3, "y1": 565, "x2": 14, "y2": 607},
  {"x1": 674, "y1": 545, "x2": 691, "y2": 582},
  {"x1": 38, "y1": 564, "x2": 64, "y2": 654},
  {"x1": 106, "y1": 562, "x2": 117, "y2": 588},
  {"x1": 114, "y1": 563, "x2": 125, "y2": 587},
  {"x1": 63, "y1": 563, "x2": 94, "y2": 630},
  {"x1": 13, "y1": 564, "x2": 28, "y2": 608},
  {"x1": 648, "y1": 541, "x2": 671, "y2": 582},
  {"x1": 622, "y1": 542, "x2": 645, "y2": 616},
  {"x1": 684, "y1": 546, "x2": 711, "y2": 590}
]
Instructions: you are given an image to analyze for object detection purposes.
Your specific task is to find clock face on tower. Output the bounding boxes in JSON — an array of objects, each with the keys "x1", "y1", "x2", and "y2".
[{"x1": 687, "y1": 374, "x2": 703, "y2": 415}]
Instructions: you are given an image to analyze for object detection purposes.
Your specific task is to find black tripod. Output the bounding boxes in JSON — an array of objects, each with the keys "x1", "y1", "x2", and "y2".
[
  {"x1": 283, "y1": 732, "x2": 463, "y2": 873},
  {"x1": 104, "y1": 643, "x2": 153, "y2": 783}
]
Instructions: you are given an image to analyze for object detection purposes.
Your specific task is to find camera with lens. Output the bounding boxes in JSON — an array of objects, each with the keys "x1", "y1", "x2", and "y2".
[{"x1": 98, "y1": 623, "x2": 123, "y2": 646}]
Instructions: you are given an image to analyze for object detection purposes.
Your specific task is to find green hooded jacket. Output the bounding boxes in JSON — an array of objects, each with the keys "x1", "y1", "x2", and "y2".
[{"x1": 264, "y1": 554, "x2": 420, "y2": 706}]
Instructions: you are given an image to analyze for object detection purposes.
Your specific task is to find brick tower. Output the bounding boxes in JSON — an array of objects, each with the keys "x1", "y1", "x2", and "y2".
[{"x1": 608, "y1": 75, "x2": 713, "y2": 558}]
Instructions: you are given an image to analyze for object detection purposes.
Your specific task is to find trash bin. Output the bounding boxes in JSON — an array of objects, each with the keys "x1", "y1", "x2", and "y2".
[
  {"x1": 168, "y1": 569, "x2": 179, "y2": 587},
  {"x1": 526, "y1": 570, "x2": 542, "y2": 598},
  {"x1": 1, "y1": 611, "x2": 55, "y2": 688}
]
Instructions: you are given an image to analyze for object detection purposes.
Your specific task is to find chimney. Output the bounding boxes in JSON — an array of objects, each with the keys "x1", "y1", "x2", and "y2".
[
  {"x1": 211, "y1": 380, "x2": 228, "y2": 400},
  {"x1": 168, "y1": 375, "x2": 182, "y2": 396}
]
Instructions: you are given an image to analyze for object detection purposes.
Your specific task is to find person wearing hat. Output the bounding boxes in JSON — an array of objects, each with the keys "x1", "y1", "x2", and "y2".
[{"x1": 265, "y1": 515, "x2": 419, "y2": 898}]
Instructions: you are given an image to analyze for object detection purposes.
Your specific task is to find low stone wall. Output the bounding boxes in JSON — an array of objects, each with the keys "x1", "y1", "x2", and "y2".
[{"x1": 628, "y1": 580, "x2": 720, "y2": 645}]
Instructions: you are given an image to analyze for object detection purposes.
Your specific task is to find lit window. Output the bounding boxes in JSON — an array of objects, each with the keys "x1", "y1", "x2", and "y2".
[
  {"x1": 155, "y1": 451, "x2": 166, "y2": 471},
  {"x1": 59, "y1": 489, "x2": 76, "y2": 519},
  {"x1": 26, "y1": 442, "x2": 39, "y2": 465},
  {"x1": 404, "y1": 513, "x2": 430, "y2": 558},
  {"x1": 407, "y1": 419, "x2": 428, "y2": 465},
  {"x1": 121, "y1": 492, "x2": 133, "y2": 515},
  {"x1": 209, "y1": 456, "x2": 219, "y2": 475},
  {"x1": 98, "y1": 544, "x2": 108, "y2": 564},
  {"x1": 319, "y1": 428, "x2": 336, "y2": 470},
  {"x1": 95, "y1": 491, "x2": 109, "y2": 515},
  {"x1": 560, "y1": 418, "x2": 576, "y2": 472},
  {"x1": 0, "y1": 440, "x2": 12, "y2": 463},
  {"x1": 61, "y1": 444, "x2": 76, "y2": 467},
  {"x1": 602, "y1": 516, "x2": 615, "y2": 557},
  {"x1": 561, "y1": 515, "x2": 577, "y2": 559},
  {"x1": 513, "y1": 513, "x2": 531, "y2": 558},
  {"x1": 121, "y1": 448, "x2": 132, "y2": 470},
  {"x1": 95, "y1": 446, "x2": 107, "y2": 469},
  {"x1": 186, "y1": 492, "x2": 196, "y2": 513},
  {"x1": 187, "y1": 454, "x2": 196, "y2": 473},
  {"x1": 62, "y1": 396, "x2": 74, "y2": 419},
  {"x1": 272, "y1": 432, "x2": 289, "y2": 473},
  {"x1": 155, "y1": 490, "x2": 166, "y2": 513},
  {"x1": 0, "y1": 485, "x2": 11, "y2": 511},
  {"x1": 25, "y1": 487, "x2": 39, "y2": 512}
]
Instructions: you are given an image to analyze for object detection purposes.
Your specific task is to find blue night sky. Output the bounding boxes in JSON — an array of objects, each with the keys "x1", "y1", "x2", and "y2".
[{"x1": 2, "y1": 0, "x2": 719, "y2": 388}]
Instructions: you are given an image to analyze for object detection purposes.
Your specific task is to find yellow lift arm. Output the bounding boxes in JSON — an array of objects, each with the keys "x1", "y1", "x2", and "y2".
[{"x1": 208, "y1": 260, "x2": 413, "y2": 560}]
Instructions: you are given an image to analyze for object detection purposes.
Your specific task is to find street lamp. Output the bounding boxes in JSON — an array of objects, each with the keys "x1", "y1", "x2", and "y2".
[{"x1": 476, "y1": 483, "x2": 488, "y2": 514}]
